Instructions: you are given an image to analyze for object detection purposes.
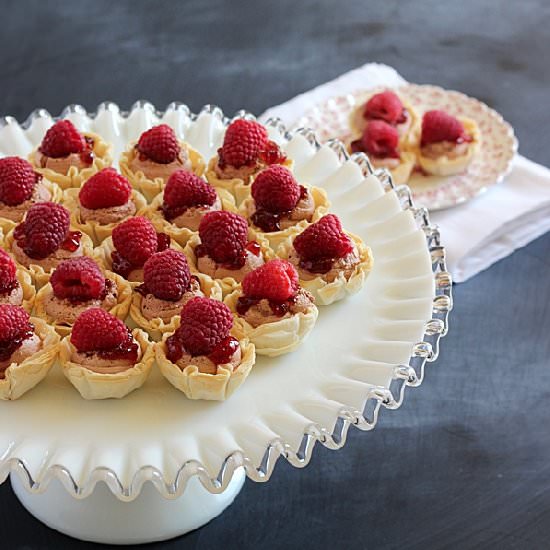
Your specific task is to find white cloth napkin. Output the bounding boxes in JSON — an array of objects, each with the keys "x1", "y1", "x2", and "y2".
[{"x1": 260, "y1": 63, "x2": 550, "y2": 283}]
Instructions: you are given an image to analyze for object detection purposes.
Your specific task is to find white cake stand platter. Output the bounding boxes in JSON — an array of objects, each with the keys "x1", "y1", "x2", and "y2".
[{"x1": 0, "y1": 102, "x2": 452, "y2": 545}]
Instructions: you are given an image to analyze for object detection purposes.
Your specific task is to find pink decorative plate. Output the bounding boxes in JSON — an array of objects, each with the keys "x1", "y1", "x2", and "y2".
[{"x1": 295, "y1": 84, "x2": 518, "y2": 210}]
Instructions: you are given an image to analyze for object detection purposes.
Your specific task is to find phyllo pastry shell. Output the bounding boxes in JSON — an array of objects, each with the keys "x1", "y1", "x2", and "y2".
[
  {"x1": 0, "y1": 178, "x2": 63, "y2": 235},
  {"x1": 59, "y1": 328, "x2": 154, "y2": 400},
  {"x1": 416, "y1": 118, "x2": 481, "y2": 177},
  {"x1": 224, "y1": 288, "x2": 318, "y2": 357},
  {"x1": 155, "y1": 330, "x2": 255, "y2": 401},
  {"x1": 4, "y1": 268, "x2": 37, "y2": 314},
  {"x1": 368, "y1": 151, "x2": 416, "y2": 185},
  {"x1": 205, "y1": 155, "x2": 294, "y2": 207},
  {"x1": 143, "y1": 187, "x2": 236, "y2": 248},
  {"x1": 119, "y1": 142, "x2": 205, "y2": 202},
  {"x1": 62, "y1": 188, "x2": 148, "y2": 245},
  {"x1": 34, "y1": 271, "x2": 132, "y2": 337},
  {"x1": 129, "y1": 273, "x2": 222, "y2": 341},
  {"x1": 0, "y1": 318, "x2": 60, "y2": 400},
  {"x1": 4, "y1": 229, "x2": 95, "y2": 289},
  {"x1": 239, "y1": 185, "x2": 330, "y2": 251},
  {"x1": 29, "y1": 131, "x2": 113, "y2": 191},
  {"x1": 183, "y1": 232, "x2": 274, "y2": 298},
  {"x1": 277, "y1": 232, "x2": 374, "y2": 306}
]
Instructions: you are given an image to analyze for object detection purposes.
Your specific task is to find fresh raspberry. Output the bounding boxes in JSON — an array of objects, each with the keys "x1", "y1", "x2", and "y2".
[
  {"x1": 242, "y1": 259, "x2": 299, "y2": 302},
  {"x1": 0, "y1": 157, "x2": 38, "y2": 206},
  {"x1": 175, "y1": 297, "x2": 233, "y2": 356},
  {"x1": 0, "y1": 305, "x2": 33, "y2": 346},
  {"x1": 16, "y1": 202, "x2": 70, "y2": 260},
  {"x1": 0, "y1": 249, "x2": 17, "y2": 292},
  {"x1": 361, "y1": 120, "x2": 400, "y2": 158},
  {"x1": 71, "y1": 307, "x2": 130, "y2": 353},
  {"x1": 112, "y1": 216, "x2": 158, "y2": 267},
  {"x1": 79, "y1": 168, "x2": 132, "y2": 210},
  {"x1": 137, "y1": 124, "x2": 179, "y2": 164},
  {"x1": 198, "y1": 211, "x2": 249, "y2": 264},
  {"x1": 364, "y1": 91, "x2": 405, "y2": 124},
  {"x1": 421, "y1": 110, "x2": 466, "y2": 146},
  {"x1": 50, "y1": 257, "x2": 105, "y2": 302},
  {"x1": 251, "y1": 165, "x2": 301, "y2": 213},
  {"x1": 218, "y1": 119, "x2": 268, "y2": 168},
  {"x1": 39, "y1": 120, "x2": 86, "y2": 158},
  {"x1": 163, "y1": 170, "x2": 216, "y2": 211},
  {"x1": 293, "y1": 214, "x2": 353, "y2": 262},
  {"x1": 143, "y1": 249, "x2": 191, "y2": 301}
]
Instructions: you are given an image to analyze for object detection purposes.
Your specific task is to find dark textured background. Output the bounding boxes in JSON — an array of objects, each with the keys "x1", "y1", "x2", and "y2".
[{"x1": 1, "y1": 1, "x2": 550, "y2": 548}]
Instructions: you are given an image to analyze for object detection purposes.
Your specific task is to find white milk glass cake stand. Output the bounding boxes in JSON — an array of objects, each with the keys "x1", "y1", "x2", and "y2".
[{"x1": 0, "y1": 102, "x2": 452, "y2": 545}]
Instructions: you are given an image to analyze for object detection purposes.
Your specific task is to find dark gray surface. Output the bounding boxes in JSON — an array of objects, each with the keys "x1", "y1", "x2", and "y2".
[{"x1": 1, "y1": 1, "x2": 549, "y2": 548}]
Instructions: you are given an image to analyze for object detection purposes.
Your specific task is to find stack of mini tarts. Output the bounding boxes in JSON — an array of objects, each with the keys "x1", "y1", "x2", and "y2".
[
  {"x1": 63, "y1": 168, "x2": 148, "y2": 245},
  {"x1": 119, "y1": 124, "x2": 205, "y2": 202},
  {"x1": 142, "y1": 169, "x2": 236, "y2": 248},
  {"x1": 29, "y1": 120, "x2": 112, "y2": 191},
  {"x1": 277, "y1": 214, "x2": 373, "y2": 306},
  {"x1": 0, "y1": 156, "x2": 63, "y2": 235},
  {"x1": 155, "y1": 297, "x2": 255, "y2": 401},
  {"x1": 59, "y1": 308, "x2": 154, "y2": 400},
  {"x1": 34, "y1": 257, "x2": 132, "y2": 337},
  {"x1": 129, "y1": 249, "x2": 222, "y2": 340},
  {"x1": 224, "y1": 259, "x2": 318, "y2": 357},
  {"x1": 206, "y1": 119, "x2": 292, "y2": 206},
  {"x1": 0, "y1": 306, "x2": 60, "y2": 401}
]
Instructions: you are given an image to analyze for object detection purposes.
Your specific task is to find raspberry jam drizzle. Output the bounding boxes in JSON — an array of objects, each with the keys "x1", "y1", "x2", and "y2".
[
  {"x1": 80, "y1": 137, "x2": 95, "y2": 166},
  {"x1": 13, "y1": 224, "x2": 82, "y2": 258},
  {"x1": 236, "y1": 293, "x2": 298, "y2": 317},
  {"x1": 0, "y1": 278, "x2": 19, "y2": 297},
  {"x1": 299, "y1": 257, "x2": 336, "y2": 274},
  {"x1": 251, "y1": 186, "x2": 308, "y2": 232},
  {"x1": 166, "y1": 334, "x2": 239, "y2": 366},
  {"x1": 0, "y1": 323, "x2": 34, "y2": 368},
  {"x1": 83, "y1": 330, "x2": 139, "y2": 364},
  {"x1": 112, "y1": 233, "x2": 171, "y2": 279},
  {"x1": 195, "y1": 241, "x2": 261, "y2": 270}
]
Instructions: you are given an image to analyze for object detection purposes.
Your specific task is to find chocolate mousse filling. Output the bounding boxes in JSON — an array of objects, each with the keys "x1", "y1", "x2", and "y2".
[{"x1": 0, "y1": 323, "x2": 35, "y2": 371}]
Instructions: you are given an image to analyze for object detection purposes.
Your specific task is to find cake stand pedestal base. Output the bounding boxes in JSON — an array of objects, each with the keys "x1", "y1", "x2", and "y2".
[{"x1": 10, "y1": 469, "x2": 246, "y2": 545}]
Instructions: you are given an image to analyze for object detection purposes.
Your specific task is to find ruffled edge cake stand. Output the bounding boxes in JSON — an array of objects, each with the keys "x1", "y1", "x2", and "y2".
[{"x1": 0, "y1": 102, "x2": 452, "y2": 544}]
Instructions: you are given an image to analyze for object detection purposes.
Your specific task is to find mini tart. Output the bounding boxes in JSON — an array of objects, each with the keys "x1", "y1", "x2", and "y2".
[
  {"x1": 225, "y1": 288, "x2": 318, "y2": 357},
  {"x1": 129, "y1": 273, "x2": 222, "y2": 341},
  {"x1": 349, "y1": 94, "x2": 420, "y2": 150},
  {"x1": 29, "y1": 131, "x2": 113, "y2": 191},
  {"x1": 143, "y1": 187, "x2": 237, "y2": 248},
  {"x1": 206, "y1": 155, "x2": 294, "y2": 207},
  {"x1": 4, "y1": 229, "x2": 95, "y2": 289},
  {"x1": 94, "y1": 236, "x2": 184, "y2": 285},
  {"x1": 239, "y1": 185, "x2": 330, "y2": 251},
  {"x1": 119, "y1": 141, "x2": 205, "y2": 202},
  {"x1": 0, "y1": 178, "x2": 63, "y2": 235},
  {"x1": 368, "y1": 151, "x2": 416, "y2": 185},
  {"x1": 0, "y1": 268, "x2": 36, "y2": 313},
  {"x1": 277, "y1": 232, "x2": 374, "y2": 306},
  {"x1": 63, "y1": 187, "x2": 148, "y2": 245},
  {"x1": 416, "y1": 118, "x2": 481, "y2": 177},
  {"x1": 183, "y1": 232, "x2": 274, "y2": 297},
  {"x1": 34, "y1": 271, "x2": 132, "y2": 337},
  {"x1": 155, "y1": 329, "x2": 255, "y2": 401},
  {"x1": 0, "y1": 318, "x2": 60, "y2": 400},
  {"x1": 59, "y1": 328, "x2": 154, "y2": 400}
]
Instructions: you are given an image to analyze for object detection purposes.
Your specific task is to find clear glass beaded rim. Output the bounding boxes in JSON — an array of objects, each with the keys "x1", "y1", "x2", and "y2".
[{"x1": 0, "y1": 102, "x2": 452, "y2": 501}]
